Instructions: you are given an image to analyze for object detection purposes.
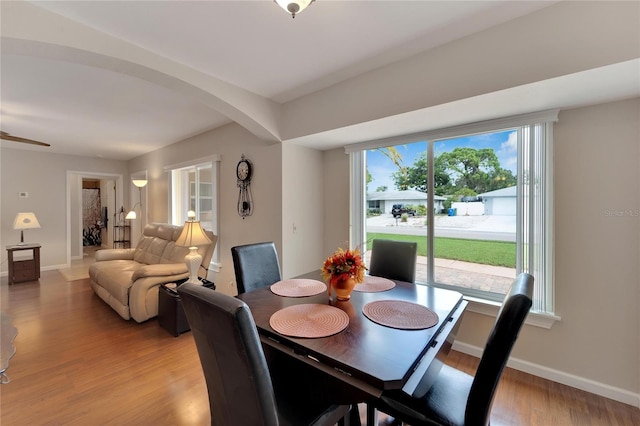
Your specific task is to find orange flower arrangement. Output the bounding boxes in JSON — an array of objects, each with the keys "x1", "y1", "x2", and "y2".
[{"x1": 321, "y1": 247, "x2": 367, "y2": 294}]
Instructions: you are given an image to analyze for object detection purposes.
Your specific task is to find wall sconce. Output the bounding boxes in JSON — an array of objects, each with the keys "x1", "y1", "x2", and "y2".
[
  {"x1": 175, "y1": 211, "x2": 212, "y2": 285},
  {"x1": 13, "y1": 212, "x2": 41, "y2": 244}
]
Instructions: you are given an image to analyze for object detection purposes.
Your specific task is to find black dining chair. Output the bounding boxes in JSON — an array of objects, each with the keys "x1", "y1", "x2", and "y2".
[
  {"x1": 178, "y1": 283, "x2": 351, "y2": 426},
  {"x1": 372, "y1": 272, "x2": 534, "y2": 426},
  {"x1": 368, "y1": 239, "x2": 418, "y2": 283},
  {"x1": 231, "y1": 241, "x2": 282, "y2": 294}
]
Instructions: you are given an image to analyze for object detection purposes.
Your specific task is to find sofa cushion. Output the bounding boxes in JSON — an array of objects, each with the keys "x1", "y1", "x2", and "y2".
[
  {"x1": 89, "y1": 260, "x2": 140, "y2": 306},
  {"x1": 133, "y1": 223, "x2": 189, "y2": 265}
]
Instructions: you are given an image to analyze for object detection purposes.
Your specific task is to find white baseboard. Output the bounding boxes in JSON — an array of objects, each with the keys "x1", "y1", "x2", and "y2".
[
  {"x1": 452, "y1": 341, "x2": 640, "y2": 408},
  {"x1": 44, "y1": 264, "x2": 69, "y2": 271}
]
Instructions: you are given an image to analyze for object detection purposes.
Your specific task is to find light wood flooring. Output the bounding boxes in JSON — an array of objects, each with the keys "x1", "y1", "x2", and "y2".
[{"x1": 1, "y1": 260, "x2": 638, "y2": 425}]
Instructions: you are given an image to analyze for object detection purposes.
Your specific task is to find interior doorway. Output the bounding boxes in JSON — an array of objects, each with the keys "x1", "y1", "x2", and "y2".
[
  {"x1": 66, "y1": 171, "x2": 124, "y2": 265},
  {"x1": 82, "y1": 179, "x2": 104, "y2": 247}
]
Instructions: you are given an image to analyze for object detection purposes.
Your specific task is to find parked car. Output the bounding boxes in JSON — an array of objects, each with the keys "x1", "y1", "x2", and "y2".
[{"x1": 391, "y1": 204, "x2": 416, "y2": 218}]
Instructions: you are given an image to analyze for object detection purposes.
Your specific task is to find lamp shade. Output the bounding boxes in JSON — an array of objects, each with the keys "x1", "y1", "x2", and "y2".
[
  {"x1": 13, "y1": 212, "x2": 41, "y2": 230},
  {"x1": 125, "y1": 210, "x2": 137, "y2": 220},
  {"x1": 176, "y1": 214, "x2": 211, "y2": 285},
  {"x1": 132, "y1": 179, "x2": 148, "y2": 188},
  {"x1": 13, "y1": 212, "x2": 41, "y2": 244},
  {"x1": 176, "y1": 219, "x2": 211, "y2": 248}
]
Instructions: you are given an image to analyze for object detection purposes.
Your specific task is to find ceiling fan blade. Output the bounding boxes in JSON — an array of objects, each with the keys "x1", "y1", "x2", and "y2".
[{"x1": 0, "y1": 131, "x2": 51, "y2": 147}]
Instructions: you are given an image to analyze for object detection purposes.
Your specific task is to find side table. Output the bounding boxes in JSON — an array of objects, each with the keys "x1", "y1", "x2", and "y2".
[
  {"x1": 158, "y1": 278, "x2": 216, "y2": 337},
  {"x1": 6, "y1": 244, "x2": 41, "y2": 285}
]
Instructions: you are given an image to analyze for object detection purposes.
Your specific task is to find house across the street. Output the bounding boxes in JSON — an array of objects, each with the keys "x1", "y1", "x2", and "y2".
[
  {"x1": 478, "y1": 186, "x2": 517, "y2": 216},
  {"x1": 367, "y1": 190, "x2": 446, "y2": 214}
]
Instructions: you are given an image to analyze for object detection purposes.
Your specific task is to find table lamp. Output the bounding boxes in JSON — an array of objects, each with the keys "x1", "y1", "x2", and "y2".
[
  {"x1": 13, "y1": 212, "x2": 41, "y2": 244},
  {"x1": 175, "y1": 211, "x2": 211, "y2": 284}
]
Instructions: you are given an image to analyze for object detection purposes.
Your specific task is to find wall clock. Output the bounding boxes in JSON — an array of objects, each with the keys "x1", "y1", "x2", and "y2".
[{"x1": 237, "y1": 154, "x2": 253, "y2": 218}]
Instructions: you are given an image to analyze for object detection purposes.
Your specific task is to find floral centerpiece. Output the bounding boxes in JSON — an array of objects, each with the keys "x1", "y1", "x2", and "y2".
[{"x1": 321, "y1": 247, "x2": 367, "y2": 300}]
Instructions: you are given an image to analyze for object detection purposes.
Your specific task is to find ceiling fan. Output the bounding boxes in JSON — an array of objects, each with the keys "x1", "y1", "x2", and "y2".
[{"x1": 0, "y1": 131, "x2": 50, "y2": 147}]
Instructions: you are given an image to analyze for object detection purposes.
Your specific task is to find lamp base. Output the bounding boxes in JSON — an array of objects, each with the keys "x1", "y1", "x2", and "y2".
[{"x1": 184, "y1": 247, "x2": 203, "y2": 285}]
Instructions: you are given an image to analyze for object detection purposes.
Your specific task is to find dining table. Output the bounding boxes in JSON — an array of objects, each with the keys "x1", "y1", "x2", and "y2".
[{"x1": 237, "y1": 270, "x2": 467, "y2": 425}]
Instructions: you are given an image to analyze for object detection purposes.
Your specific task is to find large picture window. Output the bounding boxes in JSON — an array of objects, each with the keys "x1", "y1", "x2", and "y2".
[{"x1": 348, "y1": 111, "x2": 557, "y2": 323}]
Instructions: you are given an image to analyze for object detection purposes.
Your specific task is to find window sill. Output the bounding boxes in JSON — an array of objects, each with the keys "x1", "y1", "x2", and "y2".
[{"x1": 464, "y1": 296, "x2": 560, "y2": 329}]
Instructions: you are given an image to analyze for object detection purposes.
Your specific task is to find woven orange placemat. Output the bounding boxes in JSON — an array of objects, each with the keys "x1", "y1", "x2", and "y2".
[
  {"x1": 363, "y1": 300, "x2": 438, "y2": 330},
  {"x1": 354, "y1": 275, "x2": 396, "y2": 293},
  {"x1": 270, "y1": 279, "x2": 327, "y2": 297},
  {"x1": 269, "y1": 304, "x2": 349, "y2": 338}
]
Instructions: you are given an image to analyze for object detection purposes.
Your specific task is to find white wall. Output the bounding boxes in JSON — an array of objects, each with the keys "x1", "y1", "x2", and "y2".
[{"x1": 451, "y1": 201, "x2": 485, "y2": 216}]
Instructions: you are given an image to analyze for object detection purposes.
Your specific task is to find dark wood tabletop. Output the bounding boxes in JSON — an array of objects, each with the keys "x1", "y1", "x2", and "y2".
[{"x1": 237, "y1": 271, "x2": 465, "y2": 398}]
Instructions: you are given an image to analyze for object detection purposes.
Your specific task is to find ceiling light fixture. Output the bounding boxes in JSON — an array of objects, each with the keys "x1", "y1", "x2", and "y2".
[{"x1": 275, "y1": 0, "x2": 314, "y2": 18}]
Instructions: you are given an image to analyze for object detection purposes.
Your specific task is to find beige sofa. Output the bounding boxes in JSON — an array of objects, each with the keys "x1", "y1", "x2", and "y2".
[{"x1": 89, "y1": 223, "x2": 217, "y2": 322}]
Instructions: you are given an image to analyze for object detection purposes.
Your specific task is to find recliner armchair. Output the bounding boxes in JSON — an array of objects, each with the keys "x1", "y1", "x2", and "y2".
[{"x1": 89, "y1": 223, "x2": 216, "y2": 322}]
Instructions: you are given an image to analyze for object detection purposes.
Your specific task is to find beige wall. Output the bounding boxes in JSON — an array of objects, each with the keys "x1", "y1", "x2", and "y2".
[
  {"x1": 281, "y1": 143, "x2": 325, "y2": 279},
  {"x1": 453, "y1": 98, "x2": 639, "y2": 400},
  {"x1": 128, "y1": 123, "x2": 283, "y2": 296},
  {"x1": 315, "y1": 98, "x2": 639, "y2": 401},
  {"x1": 0, "y1": 148, "x2": 128, "y2": 270},
  {"x1": 322, "y1": 148, "x2": 351, "y2": 256}
]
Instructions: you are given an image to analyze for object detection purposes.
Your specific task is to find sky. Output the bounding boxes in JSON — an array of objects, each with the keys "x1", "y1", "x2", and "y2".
[{"x1": 366, "y1": 130, "x2": 517, "y2": 192}]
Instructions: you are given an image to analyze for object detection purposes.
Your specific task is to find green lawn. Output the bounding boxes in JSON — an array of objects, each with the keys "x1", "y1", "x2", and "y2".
[{"x1": 366, "y1": 233, "x2": 516, "y2": 268}]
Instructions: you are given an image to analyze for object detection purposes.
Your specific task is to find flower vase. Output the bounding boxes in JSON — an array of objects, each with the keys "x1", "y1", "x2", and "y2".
[{"x1": 333, "y1": 277, "x2": 356, "y2": 301}]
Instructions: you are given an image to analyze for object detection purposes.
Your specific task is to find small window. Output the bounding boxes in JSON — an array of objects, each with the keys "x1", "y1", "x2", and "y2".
[{"x1": 166, "y1": 156, "x2": 220, "y2": 271}]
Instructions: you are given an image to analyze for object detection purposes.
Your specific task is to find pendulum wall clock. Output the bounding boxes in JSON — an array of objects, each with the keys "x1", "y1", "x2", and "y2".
[{"x1": 237, "y1": 154, "x2": 253, "y2": 218}]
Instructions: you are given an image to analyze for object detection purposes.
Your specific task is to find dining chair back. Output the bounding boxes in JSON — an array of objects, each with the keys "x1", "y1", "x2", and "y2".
[
  {"x1": 231, "y1": 241, "x2": 282, "y2": 294},
  {"x1": 375, "y1": 272, "x2": 534, "y2": 426},
  {"x1": 464, "y1": 272, "x2": 533, "y2": 423},
  {"x1": 178, "y1": 283, "x2": 351, "y2": 426},
  {"x1": 368, "y1": 239, "x2": 418, "y2": 283}
]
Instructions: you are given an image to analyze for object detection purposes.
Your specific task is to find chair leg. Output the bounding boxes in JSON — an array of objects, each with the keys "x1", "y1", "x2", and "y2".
[
  {"x1": 338, "y1": 411, "x2": 351, "y2": 426},
  {"x1": 347, "y1": 403, "x2": 361, "y2": 426},
  {"x1": 366, "y1": 404, "x2": 378, "y2": 426}
]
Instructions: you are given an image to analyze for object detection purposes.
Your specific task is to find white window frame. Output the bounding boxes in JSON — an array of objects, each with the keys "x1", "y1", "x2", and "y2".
[
  {"x1": 165, "y1": 155, "x2": 221, "y2": 272},
  {"x1": 346, "y1": 110, "x2": 560, "y2": 328}
]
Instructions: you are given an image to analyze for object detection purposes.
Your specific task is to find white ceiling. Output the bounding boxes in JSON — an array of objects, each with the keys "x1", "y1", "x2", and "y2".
[{"x1": 1, "y1": 1, "x2": 638, "y2": 160}]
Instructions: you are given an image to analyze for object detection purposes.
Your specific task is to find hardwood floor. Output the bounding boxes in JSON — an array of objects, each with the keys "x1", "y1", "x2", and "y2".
[{"x1": 1, "y1": 268, "x2": 638, "y2": 425}]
